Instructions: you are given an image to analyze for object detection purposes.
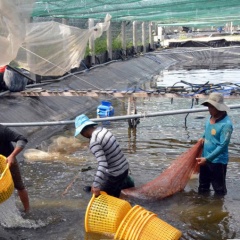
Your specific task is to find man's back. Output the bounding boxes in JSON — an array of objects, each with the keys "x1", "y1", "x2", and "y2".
[{"x1": 90, "y1": 127, "x2": 129, "y2": 177}]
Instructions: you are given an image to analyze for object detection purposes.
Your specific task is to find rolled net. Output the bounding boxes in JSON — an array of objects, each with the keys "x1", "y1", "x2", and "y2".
[{"x1": 121, "y1": 141, "x2": 202, "y2": 200}]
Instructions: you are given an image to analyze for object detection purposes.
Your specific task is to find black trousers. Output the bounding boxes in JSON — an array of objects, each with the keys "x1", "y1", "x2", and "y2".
[
  {"x1": 101, "y1": 170, "x2": 129, "y2": 198},
  {"x1": 198, "y1": 162, "x2": 227, "y2": 195}
]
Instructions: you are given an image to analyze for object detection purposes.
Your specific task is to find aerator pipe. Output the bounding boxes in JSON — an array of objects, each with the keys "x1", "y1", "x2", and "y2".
[{"x1": 1, "y1": 104, "x2": 240, "y2": 127}]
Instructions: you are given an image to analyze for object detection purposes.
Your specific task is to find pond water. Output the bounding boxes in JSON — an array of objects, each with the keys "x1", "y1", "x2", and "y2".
[{"x1": 1, "y1": 68, "x2": 240, "y2": 240}]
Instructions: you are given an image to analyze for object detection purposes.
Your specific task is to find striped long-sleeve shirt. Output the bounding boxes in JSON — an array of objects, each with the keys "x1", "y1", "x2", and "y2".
[{"x1": 89, "y1": 127, "x2": 129, "y2": 188}]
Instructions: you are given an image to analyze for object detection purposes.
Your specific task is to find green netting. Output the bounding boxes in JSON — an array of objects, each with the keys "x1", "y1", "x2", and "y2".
[{"x1": 31, "y1": 0, "x2": 240, "y2": 26}]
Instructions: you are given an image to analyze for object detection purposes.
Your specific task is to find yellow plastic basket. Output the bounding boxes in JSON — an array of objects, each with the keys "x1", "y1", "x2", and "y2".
[
  {"x1": 127, "y1": 209, "x2": 156, "y2": 240},
  {"x1": 114, "y1": 205, "x2": 156, "y2": 240},
  {"x1": 85, "y1": 191, "x2": 132, "y2": 234},
  {"x1": 138, "y1": 215, "x2": 182, "y2": 240},
  {"x1": 115, "y1": 205, "x2": 182, "y2": 240},
  {"x1": 114, "y1": 205, "x2": 142, "y2": 240},
  {"x1": 0, "y1": 155, "x2": 14, "y2": 204}
]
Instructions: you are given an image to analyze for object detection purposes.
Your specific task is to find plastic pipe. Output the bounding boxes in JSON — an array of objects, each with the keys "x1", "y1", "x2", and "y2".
[{"x1": 1, "y1": 104, "x2": 240, "y2": 127}]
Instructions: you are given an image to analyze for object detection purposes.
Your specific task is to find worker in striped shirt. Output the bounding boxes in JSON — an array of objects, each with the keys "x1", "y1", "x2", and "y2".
[{"x1": 74, "y1": 114, "x2": 133, "y2": 197}]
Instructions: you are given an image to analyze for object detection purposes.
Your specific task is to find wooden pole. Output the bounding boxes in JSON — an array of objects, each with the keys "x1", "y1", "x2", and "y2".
[
  {"x1": 88, "y1": 18, "x2": 95, "y2": 65},
  {"x1": 121, "y1": 21, "x2": 126, "y2": 56},
  {"x1": 107, "y1": 20, "x2": 112, "y2": 60},
  {"x1": 142, "y1": 22, "x2": 146, "y2": 53},
  {"x1": 149, "y1": 21, "x2": 153, "y2": 50},
  {"x1": 133, "y1": 21, "x2": 137, "y2": 54}
]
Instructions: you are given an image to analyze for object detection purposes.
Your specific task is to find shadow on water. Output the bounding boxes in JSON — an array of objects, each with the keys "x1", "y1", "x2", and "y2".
[
  {"x1": 1, "y1": 69, "x2": 240, "y2": 239},
  {"x1": 179, "y1": 196, "x2": 232, "y2": 240}
]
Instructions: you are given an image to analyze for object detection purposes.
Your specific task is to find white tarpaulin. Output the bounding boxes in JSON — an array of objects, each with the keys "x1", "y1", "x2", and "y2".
[
  {"x1": 0, "y1": 0, "x2": 33, "y2": 66},
  {"x1": 0, "y1": 0, "x2": 111, "y2": 76}
]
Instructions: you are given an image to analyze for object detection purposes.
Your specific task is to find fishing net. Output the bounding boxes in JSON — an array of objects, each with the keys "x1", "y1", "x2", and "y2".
[{"x1": 121, "y1": 141, "x2": 202, "y2": 200}]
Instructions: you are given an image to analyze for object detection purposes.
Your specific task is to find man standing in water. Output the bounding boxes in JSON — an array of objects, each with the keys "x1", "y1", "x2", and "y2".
[
  {"x1": 196, "y1": 92, "x2": 233, "y2": 195},
  {"x1": 0, "y1": 125, "x2": 30, "y2": 212},
  {"x1": 74, "y1": 114, "x2": 134, "y2": 197}
]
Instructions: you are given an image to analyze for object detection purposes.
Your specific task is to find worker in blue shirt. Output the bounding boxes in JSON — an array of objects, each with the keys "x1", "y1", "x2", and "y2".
[{"x1": 196, "y1": 92, "x2": 233, "y2": 195}]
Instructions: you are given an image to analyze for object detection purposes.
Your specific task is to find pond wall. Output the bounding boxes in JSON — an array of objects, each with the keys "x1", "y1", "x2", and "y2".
[{"x1": 1, "y1": 46, "x2": 240, "y2": 149}]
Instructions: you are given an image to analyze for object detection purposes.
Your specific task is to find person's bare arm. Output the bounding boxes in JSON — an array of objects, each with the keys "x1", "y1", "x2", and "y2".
[{"x1": 6, "y1": 146, "x2": 23, "y2": 167}]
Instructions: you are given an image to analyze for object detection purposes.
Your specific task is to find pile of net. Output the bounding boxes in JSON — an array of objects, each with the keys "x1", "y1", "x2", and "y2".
[{"x1": 121, "y1": 141, "x2": 202, "y2": 200}]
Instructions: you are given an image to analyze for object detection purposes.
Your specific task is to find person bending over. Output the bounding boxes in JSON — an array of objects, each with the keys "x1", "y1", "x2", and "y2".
[{"x1": 74, "y1": 114, "x2": 134, "y2": 197}]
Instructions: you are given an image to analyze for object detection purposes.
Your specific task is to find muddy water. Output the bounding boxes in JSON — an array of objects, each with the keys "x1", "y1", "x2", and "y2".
[{"x1": 1, "y1": 69, "x2": 240, "y2": 240}]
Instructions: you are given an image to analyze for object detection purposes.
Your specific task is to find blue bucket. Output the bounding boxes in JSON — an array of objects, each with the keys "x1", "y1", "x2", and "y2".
[{"x1": 97, "y1": 101, "x2": 114, "y2": 118}]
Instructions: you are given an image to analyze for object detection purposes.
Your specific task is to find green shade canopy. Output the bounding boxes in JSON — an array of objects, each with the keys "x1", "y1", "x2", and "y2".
[{"x1": 32, "y1": 0, "x2": 240, "y2": 27}]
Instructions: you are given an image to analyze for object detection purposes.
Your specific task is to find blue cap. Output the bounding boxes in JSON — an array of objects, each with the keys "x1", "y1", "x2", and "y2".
[{"x1": 74, "y1": 114, "x2": 97, "y2": 137}]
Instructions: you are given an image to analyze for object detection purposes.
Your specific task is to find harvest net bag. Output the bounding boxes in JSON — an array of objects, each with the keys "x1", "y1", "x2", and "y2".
[
  {"x1": 0, "y1": 155, "x2": 14, "y2": 204},
  {"x1": 122, "y1": 141, "x2": 202, "y2": 200}
]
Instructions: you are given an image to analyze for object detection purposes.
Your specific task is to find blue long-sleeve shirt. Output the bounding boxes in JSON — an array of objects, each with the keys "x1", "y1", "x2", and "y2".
[{"x1": 202, "y1": 114, "x2": 233, "y2": 164}]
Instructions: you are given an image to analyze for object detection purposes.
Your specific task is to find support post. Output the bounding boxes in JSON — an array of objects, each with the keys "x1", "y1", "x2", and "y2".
[
  {"x1": 158, "y1": 26, "x2": 163, "y2": 42},
  {"x1": 149, "y1": 21, "x2": 153, "y2": 50},
  {"x1": 142, "y1": 22, "x2": 146, "y2": 53},
  {"x1": 88, "y1": 18, "x2": 95, "y2": 65},
  {"x1": 127, "y1": 96, "x2": 132, "y2": 116},
  {"x1": 121, "y1": 21, "x2": 127, "y2": 56},
  {"x1": 133, "y1": 21, "x2": 137, "y2": 54},
  {"x1": 107, "y1": 20, "x2": 112, "y2": 60},
  {"x1": 26, "y1": 17, "x2": 37, "y2": 82},
  {"x1": 225, "y1": 23, "x2": 229, "y2": 33},
  {"x1": 127, "y1": 96, "x2": 139, "y2": 128}
]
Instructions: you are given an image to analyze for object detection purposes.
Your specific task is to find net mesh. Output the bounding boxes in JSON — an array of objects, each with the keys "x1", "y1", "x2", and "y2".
[
  {"x1": 121, "y1": 141, "x2": 202, "y2": 200},
  {"x1": 31, "y1": 0, "x2": 240, "y2": 26}
]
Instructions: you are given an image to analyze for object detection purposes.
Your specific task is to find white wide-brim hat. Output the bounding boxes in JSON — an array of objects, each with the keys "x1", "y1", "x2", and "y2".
[{"x1": 201, "y1": 92, "x2": 230, "y2": 112}]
